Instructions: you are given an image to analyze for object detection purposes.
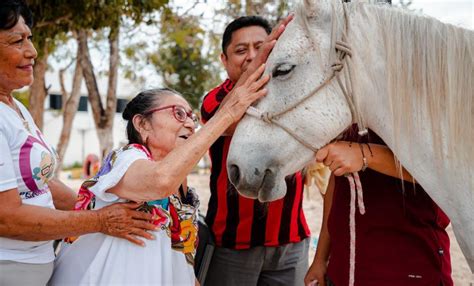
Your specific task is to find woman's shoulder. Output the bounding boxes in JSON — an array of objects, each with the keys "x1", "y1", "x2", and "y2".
[
  {"x1": 83, "y1": 144, "x2": 151, "y2": 187},
  {"x1": 105, "y1": 144, "x2": 152, "y2": 166},
  {"x1": 123, "y1": 144, "x2": 152, "y2": 158}
]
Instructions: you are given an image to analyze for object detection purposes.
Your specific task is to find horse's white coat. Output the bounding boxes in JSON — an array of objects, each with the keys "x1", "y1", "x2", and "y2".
[{"x1": 227, "y1": 0, "x2": 474, "y2": 272}]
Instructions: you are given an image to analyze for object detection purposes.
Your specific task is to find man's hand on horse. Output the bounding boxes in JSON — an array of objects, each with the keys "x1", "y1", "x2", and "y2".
[{"x1": 235, "y1": 14, "x2": 295, "y2": 88}]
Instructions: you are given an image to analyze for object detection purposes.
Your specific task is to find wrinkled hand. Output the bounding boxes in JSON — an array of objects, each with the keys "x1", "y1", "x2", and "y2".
[
  {"x1": 219, "y1": 64, "x2": 270, "y2": 122},
  {"x1": 235, "y1": 14, "x2": 294, "y2": 88},
  {"x1": 304, "y1": 259, "x2": 328, "y2": 286},
  {"x1": 315, "y1": 141, "x2": 364, "y2": 176},
  {"x1": 97, "y1": 202, "x2": 156, "y2": 246}
]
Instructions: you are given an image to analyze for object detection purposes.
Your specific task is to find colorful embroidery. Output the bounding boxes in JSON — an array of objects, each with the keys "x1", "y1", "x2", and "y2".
[
  {"x1": 168, "y1": 193, "x2": 199, "y2": 265},
  {"x1": 137, "y1": 201, "x2": 170, "y2": 230},
  {"x1": 64, "y1": 144, "x2": 199, "y2": 266}
]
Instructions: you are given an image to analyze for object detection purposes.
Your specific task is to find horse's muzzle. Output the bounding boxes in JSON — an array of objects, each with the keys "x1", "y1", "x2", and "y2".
[{"x1": 228, "y1": 163, "x2": 284, "y2": 202}]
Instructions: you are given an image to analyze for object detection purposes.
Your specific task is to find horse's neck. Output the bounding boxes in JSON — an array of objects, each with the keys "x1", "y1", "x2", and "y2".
[
  {"x1": 347, "y1": 4, "x2": 468, "y2": 216},
  {"x1": 342, "y1": 3, "x2": 474, "y2": 271}
]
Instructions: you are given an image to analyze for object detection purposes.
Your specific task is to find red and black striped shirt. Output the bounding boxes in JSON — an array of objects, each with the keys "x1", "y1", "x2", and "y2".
[{"x1": 201, "y1": 79, "x2": 310, "y2": 249}]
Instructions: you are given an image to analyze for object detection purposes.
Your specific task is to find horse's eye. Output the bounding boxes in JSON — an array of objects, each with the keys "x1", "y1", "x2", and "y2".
[{"x1": 272, "y1": 63, "x2": 295, "y2": 78}]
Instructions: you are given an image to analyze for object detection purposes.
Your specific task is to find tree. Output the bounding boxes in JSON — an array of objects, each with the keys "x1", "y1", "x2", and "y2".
[
  {"x1": 147, "y1": 0, "x2": 293, "y2": 109},
  {"x1": 216, "y1": 0, "x2": 293, "y2": 26},
  {"x1": 149, "y1": 8, "x2": 221, "y2": 108},
  {"x1": 28, "y1": 1, "x2": 73, "y2": 130},
  {"x1": 28, "y1": 0, "x2": 169, "y2": 160},
  {"x1": 73, "y1": 1, "x2": 169, "y2": 158},
  {"x1": 54, "y1": 42, "x2": 83, "y2": 177},
  {"x1": 27, "y1": 0, "x2": 169, "y2": 175}
]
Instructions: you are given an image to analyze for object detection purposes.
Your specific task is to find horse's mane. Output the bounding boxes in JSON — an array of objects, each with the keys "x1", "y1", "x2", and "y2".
[
  {"x1": 297, "y1": 1, "x2": 473, "y2": 182},
  {"x1": 357, "y1": 3, "x2": 473, "y2": 178}
]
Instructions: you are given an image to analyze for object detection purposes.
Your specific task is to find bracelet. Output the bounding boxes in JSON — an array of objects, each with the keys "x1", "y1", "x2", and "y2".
[
  {"x1": 359, "y1": 143, "x2": 369, "y2": 171},
  {"x1": 363, "y1": 142, "x2": 373, "y2": 157}
]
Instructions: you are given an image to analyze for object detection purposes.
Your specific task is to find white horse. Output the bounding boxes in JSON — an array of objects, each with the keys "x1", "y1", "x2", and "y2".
[{"x1": 227, "y1": 0, "x2": 474, "y2": 272}]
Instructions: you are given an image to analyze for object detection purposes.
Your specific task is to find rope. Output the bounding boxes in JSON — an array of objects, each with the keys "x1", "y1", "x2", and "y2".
[
  {"x1": 346, "y1": 172, "x2": 366, "y2": 286},
  {"x1": 247, "y1": 106, "x2": 319, "y2": 152}
]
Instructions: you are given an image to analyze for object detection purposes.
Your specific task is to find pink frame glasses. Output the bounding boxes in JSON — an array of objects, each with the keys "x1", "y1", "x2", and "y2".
[{"x1": 146, "y1": 105, "x2": 198, "y2": 125}]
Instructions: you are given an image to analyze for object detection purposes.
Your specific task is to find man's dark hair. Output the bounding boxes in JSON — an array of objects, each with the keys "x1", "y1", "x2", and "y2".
[
  {"x1": 0, "y1": 0, "x2": 33, "y2": 30},
  {"x1": 222, "y1": 16, "x2": 272, "y2": 56}
]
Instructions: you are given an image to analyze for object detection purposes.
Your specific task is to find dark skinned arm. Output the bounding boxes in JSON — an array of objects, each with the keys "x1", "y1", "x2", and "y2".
[
  {"x1": 0, "y1": 188, "x2": 156, "y2": 246},
  {"x1": 48, "y1": 178, "x2": 77, "y2": 210}
]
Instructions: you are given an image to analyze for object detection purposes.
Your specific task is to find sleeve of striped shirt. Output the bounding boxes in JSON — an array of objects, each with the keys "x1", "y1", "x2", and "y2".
[
  {"x1": 201, "y1": 88, "x2": 221, "y2": 124},
  {"x1": 201, "y1": 79, "x2": 233, "y2": 124}
]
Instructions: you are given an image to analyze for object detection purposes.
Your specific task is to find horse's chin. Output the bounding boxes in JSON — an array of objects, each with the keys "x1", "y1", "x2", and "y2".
[
  {"x1": 236, "y1": 176, "x2": 287, "y2": 203},
  {"x1": 258, "y1": 179, "x2": 287, "y2": 202}
]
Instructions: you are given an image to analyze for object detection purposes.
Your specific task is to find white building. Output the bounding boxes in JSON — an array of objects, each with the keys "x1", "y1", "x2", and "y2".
[
  {"x1": 43, "y1": 94, "x2": 130, "y2": 167},
  {"x1": 42, "y1": 71, "x2": 142, "y2": 167}
]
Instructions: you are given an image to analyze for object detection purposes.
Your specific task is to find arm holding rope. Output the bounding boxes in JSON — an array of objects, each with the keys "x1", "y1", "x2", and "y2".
[{"x1": 315, "y1": 141, "x2": 414, "y2": 181}]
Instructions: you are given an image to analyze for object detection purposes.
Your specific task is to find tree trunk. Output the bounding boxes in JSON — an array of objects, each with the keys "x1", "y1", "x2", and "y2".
[
  {"x1": 54, "y1": 43, "x2": 83, "y2": 178},
  {"x1": 29, "y1": 42, "x2": 49, "y2": 130},
  {"x1": 77, "y1": 28, "x2": 119, "y2": 159}
]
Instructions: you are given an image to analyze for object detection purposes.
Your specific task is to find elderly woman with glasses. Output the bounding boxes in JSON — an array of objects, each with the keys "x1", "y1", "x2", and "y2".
[
  {"x1": 50, "y1": 70, "x2": 271, "y2": 285},
  {"x1": 0, "y1": 1, "x2": 165, "y2": 285}
]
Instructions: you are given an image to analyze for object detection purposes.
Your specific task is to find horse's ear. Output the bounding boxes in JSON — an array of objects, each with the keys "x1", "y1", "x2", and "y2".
[{"x1": 303, "y1": 0, "x2": 331, "y2": 20}]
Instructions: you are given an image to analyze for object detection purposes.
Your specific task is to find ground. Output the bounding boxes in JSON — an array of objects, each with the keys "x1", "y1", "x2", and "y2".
[{"x1": 62, "y1": 172, "x2": 474, "y2": 284}]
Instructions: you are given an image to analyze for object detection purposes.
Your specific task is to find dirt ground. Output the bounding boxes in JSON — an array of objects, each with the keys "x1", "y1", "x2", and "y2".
[{"x1": 63, "y1": 172, "x2": 473, "y2": 284}]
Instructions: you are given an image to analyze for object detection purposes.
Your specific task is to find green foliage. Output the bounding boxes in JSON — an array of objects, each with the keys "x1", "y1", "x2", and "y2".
[
  {"x1": 217, "y1": 0, "x2": 294, "y2": 27},
  {"x1": 25, "y1": 0, "x2": 293, "y2": 111},
  {"x1": 27, "y1": 0, "x2": 170, "y2": 59},
  {"x1": 150, "y1": 8, "x2": 221, "y2": 109},
  {"x1": 120, "y1": 24, "x2": 157, "y2": 84},
  {"x1": 12, "y1": 89, "x2": 30, "y2": 108},
  {"x1": 146, "y1": 0, "x2": 295, "y2": 109},
  {"x1": 63, "y1": 161, "x2": 83, "y2": 170}
]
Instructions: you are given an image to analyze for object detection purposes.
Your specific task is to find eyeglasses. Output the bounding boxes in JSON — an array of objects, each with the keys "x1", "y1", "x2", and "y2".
[{"x1": 146, "y1": 105, "x2": 199, "y2": 125}]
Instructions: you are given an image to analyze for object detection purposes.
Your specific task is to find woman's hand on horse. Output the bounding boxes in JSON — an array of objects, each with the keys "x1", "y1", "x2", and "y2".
[
  {"x1": 97, "y1": 202, "x2": 157, "y2": 246},
  {"x1": 237, "y1": 14, "x2": 295, "y2": 88},
  {"x1": 220, "y1": 64, "x2": 270, "y2": 122},
  {"x1": 316, "y1": 141, "x2": 364, "y2": 176}
]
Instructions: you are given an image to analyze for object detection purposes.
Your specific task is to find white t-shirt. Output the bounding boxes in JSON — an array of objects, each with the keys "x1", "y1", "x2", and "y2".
[
  {"x1": 0, "y1": 99, "x2": 57, "y2": 263},
  {"x1": 50, "y1": 145, "x2": 198, "y2": 286}
]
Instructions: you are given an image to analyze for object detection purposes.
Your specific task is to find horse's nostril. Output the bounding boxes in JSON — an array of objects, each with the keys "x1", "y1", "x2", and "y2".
[{"x1": 229, "y1": 164, "x2": 241, "y2": 186}]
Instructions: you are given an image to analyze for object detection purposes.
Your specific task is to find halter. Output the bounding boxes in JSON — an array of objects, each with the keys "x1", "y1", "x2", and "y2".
[{"x1": 246, "y1": 3, "x2": 368, "y2": 153}]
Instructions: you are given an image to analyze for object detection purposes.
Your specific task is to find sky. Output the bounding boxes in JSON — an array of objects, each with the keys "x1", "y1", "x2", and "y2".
[
  {"x1": 177, "y1": 0, "x2": 473, "y2": 29},
  {"x1": 393, "y1": 0, "x2": 473, "y2": 28}
]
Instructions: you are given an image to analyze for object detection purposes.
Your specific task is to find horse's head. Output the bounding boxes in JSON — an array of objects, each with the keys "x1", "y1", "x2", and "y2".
[{"x1": 227, "y1": 0, "x2": 353, "y2": 201}]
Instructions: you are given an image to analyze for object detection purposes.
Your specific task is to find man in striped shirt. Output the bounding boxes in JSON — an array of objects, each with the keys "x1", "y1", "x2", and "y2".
[{"x1": 201, "y1": 16, "x2": 310, "y2": 286}]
